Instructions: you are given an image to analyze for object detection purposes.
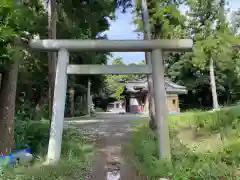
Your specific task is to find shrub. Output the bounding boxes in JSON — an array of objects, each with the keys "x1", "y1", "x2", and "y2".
[
  {"x1": 127, "y1": 106, "x2": 240, "y2": 179},
  {"x1": 128, "y1": 124, "x2": 236, "y2": 179},
  {"x1": 2, "y1": 120, "x2": 93, "y2": 180},
  {"x1": 217, "y1": 140, "x2": 240, "y2": 166},
  {"x1": 15, "y1": 120, "x2": 49, "y2": 154},
  {"x1": 171, "y1": 106, "x2": 240, "y2": 139}
]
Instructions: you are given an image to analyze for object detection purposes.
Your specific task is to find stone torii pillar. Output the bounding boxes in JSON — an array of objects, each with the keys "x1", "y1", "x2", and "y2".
[{"x1": 29, "y1": 39, "x2": 193, "y2": 164}]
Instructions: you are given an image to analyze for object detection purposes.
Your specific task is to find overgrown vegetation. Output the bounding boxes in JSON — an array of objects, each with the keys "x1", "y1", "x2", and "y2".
[
  {"x1": 127, "y1": 105, "x2": 240, "y2": 179},
  {"x1": 1, "y1": 120, "x2": 93, "y2": 180}
]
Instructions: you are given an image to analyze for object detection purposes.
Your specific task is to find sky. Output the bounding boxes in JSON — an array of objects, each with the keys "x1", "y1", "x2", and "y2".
[{"x1": 105, "y1": 0, "x2": 240, "y2": 65}]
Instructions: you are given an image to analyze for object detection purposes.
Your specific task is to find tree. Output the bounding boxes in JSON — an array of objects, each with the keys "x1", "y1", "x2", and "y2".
[
  {"x1": 138, "y1": 0, "x2": 157, "y2": 130},
  {"x1": 104, "y1": 57, "x2": 128, "y2": 100},
  {"x1": 103, "y1": 57, "x2": 144, "y2": 100},
  {"x1": 230, "y1": 8, "x2": 240, "y2": 35},
  {"x1": 131, "y1": 0, "x2": 240, "y2": 111},
  {"x1": 134, "y1": 0, "x2": 186, "y2": 129},
  {"x1": 44, "y1": 0, "x2": 134, "y2": 163},
  {"x1": 187, "y1": 0, "x2": 236, "y2": 109},
  {"x1": 0, "y1": 0, "x2": 47, "y2": 153},
  {"x1": 0, "y1": 0, "x2": 124, "y2": 153},
  {"x1": 45, "y1": 0, "x2": 57, "y2": 118}
]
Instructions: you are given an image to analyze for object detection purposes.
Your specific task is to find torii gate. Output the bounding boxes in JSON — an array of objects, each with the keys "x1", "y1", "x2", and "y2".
[{"x1": 30, "y1": 39, "x2": 193, "y2": 163}]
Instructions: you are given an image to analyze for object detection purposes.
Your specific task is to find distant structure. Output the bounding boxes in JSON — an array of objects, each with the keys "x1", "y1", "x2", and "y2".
[{"x1": 121, "y1": 78, "x2": 187, "y2": 114}]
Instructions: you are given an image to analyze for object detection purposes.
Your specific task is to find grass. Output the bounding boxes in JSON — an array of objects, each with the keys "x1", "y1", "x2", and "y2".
[
  {"x1": 1, "y1": 121, "x2": 94, "y2": 180},
  {"x1": 126, "y1": 105, "x2": 240, "y2": 179},
  {"x1": 177, "y1": 128, "x2": 223, "y2": 152}
]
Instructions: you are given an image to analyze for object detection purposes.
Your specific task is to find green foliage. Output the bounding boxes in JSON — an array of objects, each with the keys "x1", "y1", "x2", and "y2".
[
  {"x1": 57, "y1": 0, "x2": 120, "y2": 97},
  {"x1": 133, "y1": 0, "x2": 240, "y2": 109},
  {"x1": 104, "y1": 73, "x2": 124, "y2": 99},
  {"x1": 103, "y1": 57, "x2": 142, "y2": 99},
  {"x1": 192, "y1": 32, "x2": 235, "y2": 70},
  {"x1": 3, "y1": 120, "x2": 93, "y2": 180},
  {"x1": 0, "y1": 0, "x2": 46, "y2": 71},
  {"x1": 128, "y1": 106, "x2": 240, "y2": 179},
  {"x1": 0, "y1": 0, "x2": 123, "y2": 119},
  {"x1": 128, "y1": 125, "x2": 235, "y2": 179},
  {"x1": 193, "y1": 106, "x2": 240, "y2": 136},
  {"x1": 14, "y1": 120, "x2": 49, "y2": 154},
  {"x1": 0, "y1": 0, "x2": 12, "y2": 7},
  {"x1": 134, "y1": 0, "x2": 186, "y2": 38}
]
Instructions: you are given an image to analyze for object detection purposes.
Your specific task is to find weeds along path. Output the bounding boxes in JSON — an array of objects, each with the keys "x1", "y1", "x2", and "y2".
[{"x1": 67, "y1": 113, "x2": 146, "y2": 180}]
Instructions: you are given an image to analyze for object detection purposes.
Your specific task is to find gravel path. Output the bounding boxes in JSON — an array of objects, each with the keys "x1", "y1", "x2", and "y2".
[{"x1": 68, "y1": 113, "x2": 147, "y2": 180}]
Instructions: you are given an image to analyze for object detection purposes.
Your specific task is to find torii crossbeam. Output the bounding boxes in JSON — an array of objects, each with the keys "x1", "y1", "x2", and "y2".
[{"x1": 30, "y1": 39, "x2": 193, "y2": 163}]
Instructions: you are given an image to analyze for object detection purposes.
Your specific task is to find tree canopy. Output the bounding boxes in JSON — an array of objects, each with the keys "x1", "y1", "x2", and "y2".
[
  {"x1": 135, "y1": 0, "x2": 240, "y2": 109},
  {"x1": 1, "y1": 0, "x2": 240, "y2": 152}
]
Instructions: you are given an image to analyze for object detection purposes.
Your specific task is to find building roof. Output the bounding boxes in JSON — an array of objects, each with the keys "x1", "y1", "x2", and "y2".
[{"x1": 123, "y1": 78, "x2": 187, "y2": 94}]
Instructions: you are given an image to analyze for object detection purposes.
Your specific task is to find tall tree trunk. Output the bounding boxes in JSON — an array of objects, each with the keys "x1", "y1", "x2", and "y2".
[
  {"x1": 209, "y1": 58, "x2": 219, "y2": 109},
  {"x1": 68, "y1": 87, "x2": 75, "y2": 117},
  {"x1": 47, "y1": 0, "x2": 57, "y2": 118},
  {"x1": 0, "y1": 73, "x2": 2, "y2": 88},
  {"x1": 0, "y1": 60, "x2": 19, "y2": 154},
  {"x1": 87, "y1": 80, "x2": 91, "y2": 116},
  {"x1": 140, "y1": 0, "x2": 157, "y2": 130}
]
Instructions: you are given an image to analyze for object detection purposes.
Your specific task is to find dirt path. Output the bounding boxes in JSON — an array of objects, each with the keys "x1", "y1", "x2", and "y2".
[
  {"x1": 177, "y1": 128, "x2": 223, "y2": 152},
  {"x1": 71, "y1": 114, "x2": 145, "y2": 179},
  {"x1": 89, "y1": 121, "x2": 134, "y2": 179}
]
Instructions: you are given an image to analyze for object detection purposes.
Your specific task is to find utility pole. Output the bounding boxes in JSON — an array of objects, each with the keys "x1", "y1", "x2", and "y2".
[{"x1": 87, "y1": 79, "x2": 91, "y2": 116}]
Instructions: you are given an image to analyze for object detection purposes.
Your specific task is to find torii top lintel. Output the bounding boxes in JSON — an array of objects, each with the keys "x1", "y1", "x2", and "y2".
[{"x1": 29, "y1": 39, "x2": 193, "y2": 52}]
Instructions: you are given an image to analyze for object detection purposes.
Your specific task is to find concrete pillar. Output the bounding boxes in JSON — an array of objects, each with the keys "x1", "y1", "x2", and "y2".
[
  {"x1": 46, "y1": 49, "x2": 69, "y2": 164},
  {"x1": 151, "y1": 49, "x2": 171, "y2": 160}
]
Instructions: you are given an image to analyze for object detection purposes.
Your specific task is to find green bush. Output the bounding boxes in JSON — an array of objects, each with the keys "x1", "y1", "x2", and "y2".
[
  {"x1": 128, "y1": 125, "x2": 236, "y2": 179},
  {"x1": 217, "y1": 140, "x2": 240, "y2": 166},
  {"x1": 15, "y1": 103, "x2": 50, "y2": 121},
  {"x1": 2, "y1": 120, "x2": 93, "y2": 180},
  {"x1": 15, "y1": 121, "x2": 49, "y2": 154},
  {"x1": 170, "y1": 106, "x2": 240, "y2": 140},
  {"x1": 195, "y1": 110, "x2": 233, "y2": 131},
  {"x1": 127, "y1": 106, "x2": 240, "y2": 179}
]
